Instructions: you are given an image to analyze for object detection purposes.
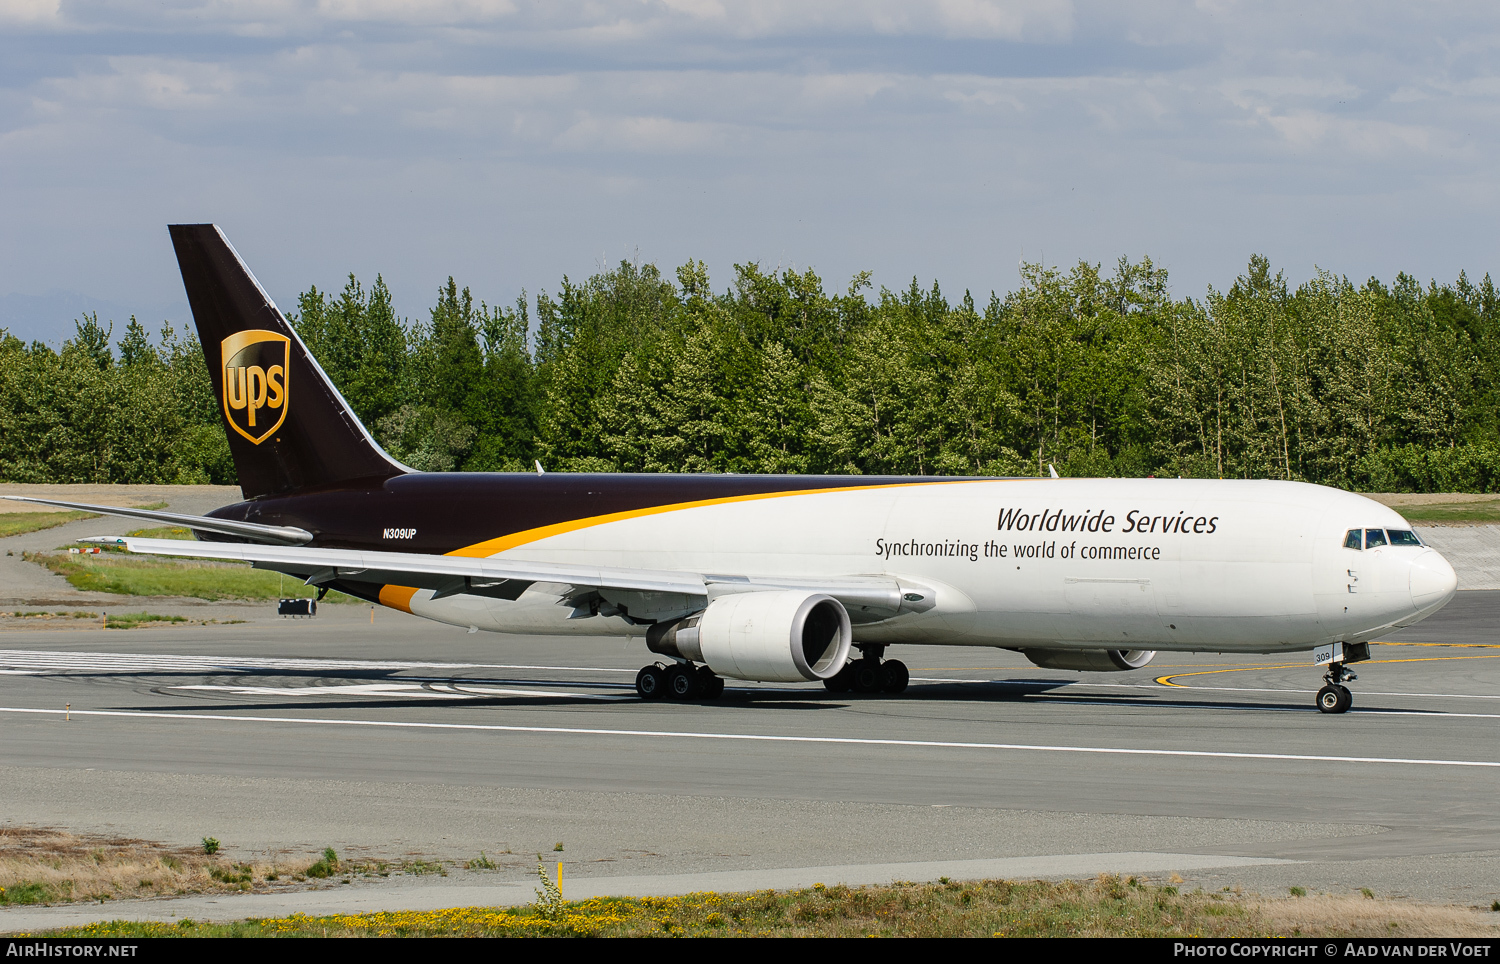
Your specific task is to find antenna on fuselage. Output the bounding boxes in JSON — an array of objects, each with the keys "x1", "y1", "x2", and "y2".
[{"x1": 535, "y1": 460, "x2": 546, "y2": 475}]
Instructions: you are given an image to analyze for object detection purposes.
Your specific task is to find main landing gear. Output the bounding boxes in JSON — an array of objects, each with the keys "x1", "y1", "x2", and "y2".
[
  {"x1": 1314, "y1": 642, "x2": 1370, "y2": 714},
  {"x1": 823, "y1": 645, "x2": 909, "y2": 695},
  {"x1": 635, "y1": 662, "x2": 725, "y2": 701}
]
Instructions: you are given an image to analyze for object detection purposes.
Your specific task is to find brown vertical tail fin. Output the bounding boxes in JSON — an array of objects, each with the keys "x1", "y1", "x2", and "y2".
[{"x1": 169, "y1": 224, "x2": 408, "y2": 499}]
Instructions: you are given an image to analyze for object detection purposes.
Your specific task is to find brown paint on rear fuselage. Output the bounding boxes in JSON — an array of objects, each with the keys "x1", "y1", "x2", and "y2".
[{"x1": 202, "y1": 472, "x2": 957, "y2": 557}]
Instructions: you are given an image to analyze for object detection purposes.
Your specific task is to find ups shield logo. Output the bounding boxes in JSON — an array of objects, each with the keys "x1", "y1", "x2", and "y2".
[{"x1": 221, "y1": 330, "x2": 289, "y2": 445}]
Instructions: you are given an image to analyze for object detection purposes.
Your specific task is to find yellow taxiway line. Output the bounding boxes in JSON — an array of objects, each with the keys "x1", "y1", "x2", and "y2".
[{"x1": 1156, "y1": 648, "x2": 1500, "y2": 687}]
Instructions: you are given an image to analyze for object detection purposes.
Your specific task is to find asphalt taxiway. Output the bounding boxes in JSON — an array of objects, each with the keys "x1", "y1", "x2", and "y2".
[{"x1": 1, "y1": 588, "x2": 1498, "y2": 930}]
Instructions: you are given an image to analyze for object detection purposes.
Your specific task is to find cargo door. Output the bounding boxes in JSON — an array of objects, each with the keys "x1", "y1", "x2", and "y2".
[{"x1": 1062, "y1": 577, "x2": 1160, "y2": 644}]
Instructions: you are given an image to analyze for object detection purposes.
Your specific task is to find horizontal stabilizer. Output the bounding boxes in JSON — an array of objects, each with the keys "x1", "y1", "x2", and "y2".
[{"x1": 4, "y1": 496, "x2": 313, "y2": 546}]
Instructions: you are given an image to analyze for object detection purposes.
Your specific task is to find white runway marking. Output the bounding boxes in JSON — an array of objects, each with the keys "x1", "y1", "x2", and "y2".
[
  {"x1": 1342, "y1": 708, "x2": 1500, "y2": 720},
  {"x1": 989, "y1": 695, "x2": 1500, "y2": 721},
  {"x1": 4, "y1": 650, "x2": 1493, "y2": 701},
  {"x1": 173, "y1": 683, "x2": 470, "y2": 700},
  {"x1": 1, "y1": 705, "x2": 1496, "y2": 769},
  {"x1": 454, "y1": 685, "x2": 629, "y2": 701},
  {"x1": 403, "y1": 675, "x2": 634, "y2": 690},
  {"x1": 5, "y1": 650, "x2": 1497, "y2": 714},
  {"x1": 1150, "y1": 683, "x2": 1500, "y2": 701},
  {"x1": 0, "y1": 650, "x2": 636, "y2": 675},
  {"x1": 172, "y1": 682, "x2": 630, "y2": 702},
  {"x1": 916, "y1": 676, "x2": 1500, "y2": 702}
]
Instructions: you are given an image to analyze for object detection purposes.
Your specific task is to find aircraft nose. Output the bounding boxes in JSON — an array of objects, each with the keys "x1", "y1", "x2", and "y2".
[{"x1": 1410, "y1": 549, "x2": 1458, "y2": 609}]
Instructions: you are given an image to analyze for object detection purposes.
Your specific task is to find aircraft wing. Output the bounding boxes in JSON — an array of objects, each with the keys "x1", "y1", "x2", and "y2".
[
  {"x1": 85, "y1": 536, "x2": 927, "y2": 620},
  {"x1": 19, "y1": 495, "x2": 927, "y2": 618},
  {"x1": 93, "y1": 536, "x2": 704, "y2": 599}
]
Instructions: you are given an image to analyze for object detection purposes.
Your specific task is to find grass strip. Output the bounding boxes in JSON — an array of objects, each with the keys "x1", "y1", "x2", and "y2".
[
  {"x1": 18, "y1": 858, "x2": 1500, "y2": 938},
  {"x1": 0, "y1": 832, "x2": 413, "y2": 912},
  {"x1": 24, "y1": 551, "x2": 355, "y2": 603},
  {"x1": 1395, "y1": 501, "x2": 1500, "y2": 524},
  {"x1": 0, "y1": 511, "x2": 98, "y2": 538},
  {"x1": 122, "y1": 526, "x2": 194, "y2": 540},
  {"x1": 0, "y1": 610, "x2": 99, "y2": 620},
  {"x1": 27, "y1": 877, "x2": 1278, "y2": 938},
  {"x1": 103, "y1": 612, "x2": 188, "y2": 630},
  {"x1": 43, "y1": 882, "x2": 1500, "y2": 939}
]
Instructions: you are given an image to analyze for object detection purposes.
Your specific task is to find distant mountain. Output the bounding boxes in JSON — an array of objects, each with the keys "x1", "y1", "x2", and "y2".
[{"x1": 0, "y1": 291, "x2": 191, "y2": 348}]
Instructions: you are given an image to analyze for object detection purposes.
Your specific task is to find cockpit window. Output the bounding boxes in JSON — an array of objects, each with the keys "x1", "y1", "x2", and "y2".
[
  {"x1": 1365, "y1": 528, "x2": 1388, "y2": 549},
  {"x1": 1344, "y1": 529, "x2": 1362, "y2": 550},
  {"x1": 1387, "y1": 529, "x2": 1423, "y2": 547}
]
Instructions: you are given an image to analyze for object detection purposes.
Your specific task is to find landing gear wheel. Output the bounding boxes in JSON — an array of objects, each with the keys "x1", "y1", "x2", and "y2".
[
  {"x1": 698, "y1": 667, "x2": 724, "y2": 700},
  {"x1": 1317, "y1": 684, "x2": 1351, "y2": 714},
  {"x1": 823, "y1": 663, "x2": 853, "y2": 693},
  {"x1": 666, "y1": 663, "x2": 701, "y2": 700},
  {"x1": 879, "y1": 659, "x2": 909, "y2": 694},
  {"x1": 851, "y1": 660, "x2": 882, "y2": 694},
  {"x1": 636, "y1": 664, "x2": 666, "y2": 701},
  {"x1": 1319, "y1": 659, "x2": 1357, "y2": 714}
]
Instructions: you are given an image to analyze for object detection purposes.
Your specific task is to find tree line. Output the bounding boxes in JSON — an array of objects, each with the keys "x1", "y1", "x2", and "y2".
[{"x1": 3, "y1": 255, "x2": 1499, "y2": 492}]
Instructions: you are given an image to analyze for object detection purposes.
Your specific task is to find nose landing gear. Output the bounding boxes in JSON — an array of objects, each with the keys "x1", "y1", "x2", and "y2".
[
  {"x1": 1314, "y1": 642, "x2": 1369, "y2": 714},
  {"x1": 1316, "y1": 679, "x2": 1352, "y2": 714}
]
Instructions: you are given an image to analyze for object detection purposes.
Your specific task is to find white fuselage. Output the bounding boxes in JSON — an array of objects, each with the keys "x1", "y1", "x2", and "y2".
[{"x1": 405, "y1": 478, "x2": 1457, "y2": 655}]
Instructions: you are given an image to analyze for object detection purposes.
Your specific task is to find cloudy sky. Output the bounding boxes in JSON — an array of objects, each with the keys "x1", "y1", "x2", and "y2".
[{"x1": 2, "y1": 1, "x2": 1497, "y2": 341}]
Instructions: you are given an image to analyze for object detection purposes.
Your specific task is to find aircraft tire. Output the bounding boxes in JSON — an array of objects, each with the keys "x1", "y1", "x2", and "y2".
[
  {"x1": 636, "y1": 665, "x2": 667, "y2": 701},
  {"x1": 1317, "y1": 685, "x2": 1344, "y2": 714},
  {"x1": 666, "y1": 664, "x2": 701, "y2": 700},
  {"x1": 823, "y1": 663, "x2": 853, "y2": 693},
  {"x1": 851, "y1": 660, "x2": 882, "y2": 694},
  {"x1": 1336, "y1": 684, "x2": 1353, "y2": 713},
  {"x1": 698, "y1": 667, "x2": 724, "y2": 700},
  {"x1": 879, "y1": 659, "x2": 909, "y2": 694}
]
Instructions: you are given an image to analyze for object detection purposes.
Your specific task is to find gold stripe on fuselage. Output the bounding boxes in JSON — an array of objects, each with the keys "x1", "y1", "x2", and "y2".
[
  {"x1": 445, "y1": 479, "x2": 985, "y2": 558},
  {"x1": 378, "y1": 478, "x2": 998, "y2": 613}
]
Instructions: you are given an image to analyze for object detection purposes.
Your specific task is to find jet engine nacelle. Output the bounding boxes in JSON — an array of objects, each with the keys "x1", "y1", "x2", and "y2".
[
  {"x1": 646, "y1": 590, "x2": 853, "y2": 682},
  {"x1": 1021, "y1": 648, "x2": 1157, "y2": 672}
]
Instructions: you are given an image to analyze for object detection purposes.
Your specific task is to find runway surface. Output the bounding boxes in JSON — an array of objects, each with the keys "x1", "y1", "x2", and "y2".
[{"x1": 2, "y1": 592, "x2": 1498, "y2": 930}]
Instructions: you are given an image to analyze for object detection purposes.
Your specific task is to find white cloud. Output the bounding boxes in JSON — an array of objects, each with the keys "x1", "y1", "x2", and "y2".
[
  {"x1": 930, "y1": 0, "x2": 1072, "y2": 40},
  {"x1": 0, "y1": 0, "x2": 60, "y2": 22},
  {"x1": 23, "y1": 0, "x2": 1074, "y2": 39},
  {"x1": 41, "y1": 58, "x2": 242, "y2": 112},
  {"x1": 315, "y1": 0, "x2": 518, "y2": 24},
  {"x1": 655, "y1": 0, "x2": 727, "y2": 21},
  {"x1": 1263, "y1": 110, "x2": 1445, "y2": 158},
  {"x1": 552, "y1": 113, "x2": 735, "y2": 153},
  {"x1": 1218, "y1": 77, "x2": 1362, "y2": 106},
  {"x1": 3, "y1": 0, "x2": 1500, "y2": 317}
]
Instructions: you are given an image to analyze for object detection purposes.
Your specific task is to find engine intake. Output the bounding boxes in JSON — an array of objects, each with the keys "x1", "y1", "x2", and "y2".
[
  {"x1": 647, "y1": 590, "x2": 852, "y2": 682},
  {"x1": 1021, "y1": 648, "x2": 1156, "y2": 672}
]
